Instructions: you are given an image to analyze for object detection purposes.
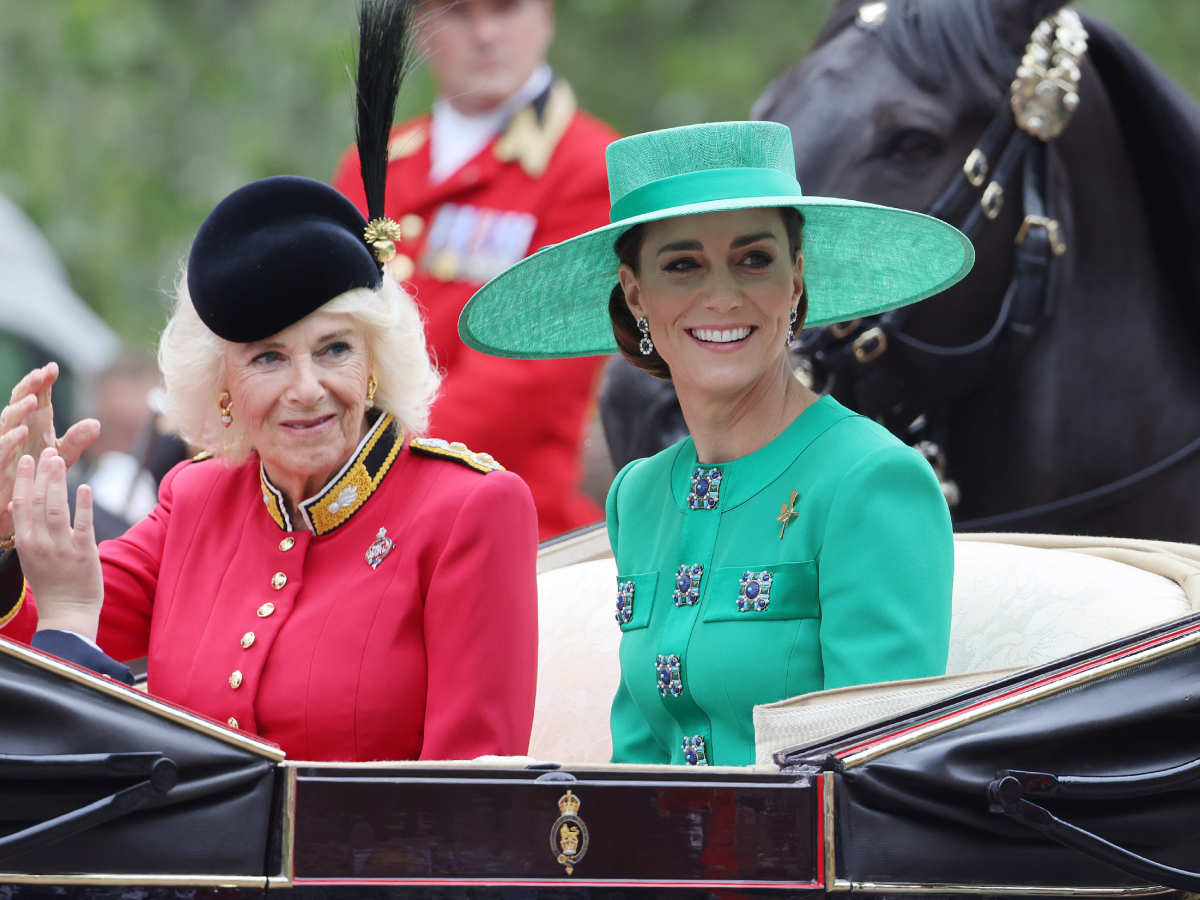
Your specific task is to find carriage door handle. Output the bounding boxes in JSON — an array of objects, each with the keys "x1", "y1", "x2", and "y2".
[
  {"x1": 0, "y1": 751, "x2": 178, "y2": 863},
  {"x1": 987, "y1": 759, "x2": 1200, "y2": 892}
]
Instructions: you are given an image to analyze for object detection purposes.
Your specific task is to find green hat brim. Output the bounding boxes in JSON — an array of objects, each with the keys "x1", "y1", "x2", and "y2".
[{"x1": 459, "y1": 195, "x2": 974, "y2": 360}]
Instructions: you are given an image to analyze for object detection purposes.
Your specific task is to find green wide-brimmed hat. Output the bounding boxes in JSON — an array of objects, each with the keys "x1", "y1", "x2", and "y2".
[{"x1": 460, "y1": 121, "x2": 974, "y2": 359}]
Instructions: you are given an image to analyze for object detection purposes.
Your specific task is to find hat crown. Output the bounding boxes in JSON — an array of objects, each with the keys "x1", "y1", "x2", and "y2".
[{"x1": 605, "y1": 121, "x2": 797, "y2": 208}]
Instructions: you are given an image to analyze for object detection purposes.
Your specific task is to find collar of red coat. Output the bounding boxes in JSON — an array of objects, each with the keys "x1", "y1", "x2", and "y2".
[
  {"x1": 259, "y1": 412, "x2": 404, "y2": 536},
  {"x1": 386, "y1": 76, "x2": 578, "y2": 180}
]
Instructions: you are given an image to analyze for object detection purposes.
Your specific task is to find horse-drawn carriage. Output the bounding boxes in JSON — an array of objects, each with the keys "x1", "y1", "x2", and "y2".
[{"x1": 2, "y1": 525, "x2": 1199, "y2": 898}]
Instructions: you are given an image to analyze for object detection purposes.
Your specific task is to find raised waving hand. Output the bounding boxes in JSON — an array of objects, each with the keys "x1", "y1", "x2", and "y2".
[
  {"x1": 10, "y1": 448, "x2": 104, "y2": 641},
  {"x1": 0, "y1": 363, "x2": 101, "y2": 540}
]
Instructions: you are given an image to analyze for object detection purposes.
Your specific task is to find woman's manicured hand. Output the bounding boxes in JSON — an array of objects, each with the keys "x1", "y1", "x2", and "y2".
[
  {"x1": 0, "y1": 363, "x2": 101, "y2": 538},
  {"x1": 11, "y1": 448, "x2": 105, "y2": 642}
]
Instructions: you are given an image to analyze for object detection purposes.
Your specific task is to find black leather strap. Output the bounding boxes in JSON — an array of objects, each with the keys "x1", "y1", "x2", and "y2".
[
  {"x1": 989, "y1": 766, "x2": 1200, "y2": 892},
  {"x1": 0, "y1": 754, "x2": 178, "y2": 864},
  {"x1": 1007, "y1": 141, "x2": 1055, "y2": 341},
  {"x1": 805, "y1": 122, "x2": 1050, "y2": 388},
  {"x1": 925, "y1": 104, "x2": 1016, "y2": 223}
]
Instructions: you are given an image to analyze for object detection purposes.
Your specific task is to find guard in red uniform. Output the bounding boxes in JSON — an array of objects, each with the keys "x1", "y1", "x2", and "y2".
[{"x1": 333, "y1": 0, "x2": 619, "y2": 539}]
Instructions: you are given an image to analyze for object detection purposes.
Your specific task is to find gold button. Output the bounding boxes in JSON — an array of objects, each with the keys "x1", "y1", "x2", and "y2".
[
  {"x1": 257, "y1": 602, "x2": 275, "y2": 617},
  {"x1": 240, "y1": 631, "x2": 255, "y2": 649},
  {"x1": 227, "y1": 717, "x2": 239, "y2": 729},
  {"x1": 229, "y1": 670, "x2": 243, "y2": 689},
  {"x1": 279, "y1": 537, "x2": 295, "y2": 552},
  {"x1": 391, "y1": 253, "x2": 415, "y2": 282},
  {"x1": 272, "y1": 572, "x2": 287, "y2": 590},
  {"x1": 399, "y1": 213, "x2": 424, "y2": 239}
]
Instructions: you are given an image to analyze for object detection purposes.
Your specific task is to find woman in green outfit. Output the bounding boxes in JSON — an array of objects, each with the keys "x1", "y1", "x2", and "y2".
[{"x1": 460, "y1": 121, "x2": 974, "y2": 766}]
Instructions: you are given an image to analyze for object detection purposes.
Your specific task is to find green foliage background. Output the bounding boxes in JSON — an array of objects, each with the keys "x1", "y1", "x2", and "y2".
[{"x1": 0, "y1": 0, "x2": 1196, "y2": 347}]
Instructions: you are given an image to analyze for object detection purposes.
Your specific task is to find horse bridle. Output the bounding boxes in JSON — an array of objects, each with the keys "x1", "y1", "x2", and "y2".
[
  {"x1": 801, "y1": 8, "x2": 1084, "y2": 395},
  {"x1": 800, "y1": 6, "x2": 1200, "y2": 531},
  {"x1": 802, "y1": 106, "x2": 1060, "y2": 385}
]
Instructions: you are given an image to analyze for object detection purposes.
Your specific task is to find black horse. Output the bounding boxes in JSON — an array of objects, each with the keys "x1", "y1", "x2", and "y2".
[{"x1": 601, "y1": 0, "x2": 1200, "y2": 541}]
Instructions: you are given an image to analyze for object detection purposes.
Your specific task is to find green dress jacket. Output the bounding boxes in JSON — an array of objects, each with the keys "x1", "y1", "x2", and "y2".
[{"x1": 606, "y1": 395, "x2": 953, "y2": 767}]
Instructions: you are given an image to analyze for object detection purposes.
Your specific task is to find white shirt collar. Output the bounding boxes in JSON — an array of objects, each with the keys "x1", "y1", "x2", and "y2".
[{"x1": 429, "y1": 64, "x2": 553, "y2": 183}]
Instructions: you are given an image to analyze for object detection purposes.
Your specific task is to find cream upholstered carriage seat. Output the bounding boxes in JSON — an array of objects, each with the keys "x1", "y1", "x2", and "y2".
[{"x1": 528, "y1": 530, "x2": 1200, "y2": 765}]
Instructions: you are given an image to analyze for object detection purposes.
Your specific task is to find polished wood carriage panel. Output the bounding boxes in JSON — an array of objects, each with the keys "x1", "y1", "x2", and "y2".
[{"x1": 290, "y1": 764, "x2": 821, "y2": 890}]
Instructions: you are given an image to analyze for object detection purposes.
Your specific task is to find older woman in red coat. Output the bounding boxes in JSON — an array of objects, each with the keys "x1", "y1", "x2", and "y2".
[{"x1": 0, "y1": 0, "x2": 538, "y2": 763}]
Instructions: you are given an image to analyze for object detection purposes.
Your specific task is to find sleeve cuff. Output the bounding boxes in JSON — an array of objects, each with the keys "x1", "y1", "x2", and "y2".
[
  {"x1": 0, "y1": 550, "x2": 25, "y2": 628},
  {"x1": 31, "y1": 630, "x2": 135, "y2": 686}
]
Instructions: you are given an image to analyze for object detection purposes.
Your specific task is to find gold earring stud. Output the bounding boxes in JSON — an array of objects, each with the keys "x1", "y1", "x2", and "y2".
[
  {"x1": 218, "y1": 391, "x2": 233, "y2": 428},
  {"x1": 365, "y1": 375, "x2": 378, "y2": 410}
]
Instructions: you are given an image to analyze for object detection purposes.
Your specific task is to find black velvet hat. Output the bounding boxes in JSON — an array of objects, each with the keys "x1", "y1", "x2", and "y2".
[
  {"x1": 185, "y1": 0, "x2": 410, "y2": 345},
  {"x1": 187, "y1": 177, "x2": 382, "y2": 343}
]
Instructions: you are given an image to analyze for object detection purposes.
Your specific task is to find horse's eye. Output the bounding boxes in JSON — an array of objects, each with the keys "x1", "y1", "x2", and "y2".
[{"x1": 887, "y1": 129, "x2": 943, "y2": 162}]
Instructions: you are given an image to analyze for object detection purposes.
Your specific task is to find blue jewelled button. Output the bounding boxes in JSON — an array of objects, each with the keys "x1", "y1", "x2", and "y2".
[
  {"x1": 682, "y1": 735, "x2": 708, "y2": 766},
  {"x1": 615, "y1": 580, "x2": 635, "y2": 625},
  {"x1": 737, "y1": 570, "x2": 773, "y2": 612},
  {"x1": 672, "y1": 564, "x2": 704, "y2": 606},
  {"x1": 687, "y1": 467, "x2": 723, "y2": 511},
  {"x1": 656, "y1": 654, "x2": 683, "y2": 697}
]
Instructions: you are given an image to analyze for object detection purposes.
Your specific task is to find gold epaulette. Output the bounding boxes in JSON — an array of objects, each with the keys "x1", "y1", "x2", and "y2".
[
  {"x1": 191, "y1": 450, "x2": 214, "y2": 463},
  {"x1": 409, "y1": 438, "x2": 504, "y2": 474},
  {"x1": 494, "y1": 79, "x2": 577, "y2": 178},
  {"x1": 387, "y1": 117, "x2": 429, "y2": 161}
]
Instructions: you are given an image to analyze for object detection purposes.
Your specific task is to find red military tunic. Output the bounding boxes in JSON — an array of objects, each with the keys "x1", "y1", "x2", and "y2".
[
  {"x1": 0, "y1": 415, "x2": 539, "y2": 762},
  {"x1": 332, "y1": 79, "x2": 619, "y2": 539}
]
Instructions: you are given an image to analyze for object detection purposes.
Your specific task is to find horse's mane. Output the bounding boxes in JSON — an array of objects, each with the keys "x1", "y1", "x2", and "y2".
[
  {"x1": 1083, "y1": 13, "x2": 1200, "y2": 327},
  {"x1": 813, "y1": 0, "x2": 1014, "y2": 102},
  {"x1": 808, "y1": 0, "x2": 1200, "y2": 327}
]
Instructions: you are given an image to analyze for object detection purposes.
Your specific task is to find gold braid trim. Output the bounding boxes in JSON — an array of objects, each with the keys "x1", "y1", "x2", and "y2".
[
  {"x1": 303, "y1": 414, "x2": 403, "y2": 536},
  {"x1": 259, "y1": 466, "x2": 291, "y2": 532}
]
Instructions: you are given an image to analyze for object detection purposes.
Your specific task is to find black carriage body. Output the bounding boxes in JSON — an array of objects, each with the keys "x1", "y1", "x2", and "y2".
[
  {"x1": 797, "y1": 614, "x2": 1200, "y2": 896},
  {"x1": 3, "y1": 617, "x2": 1200, "y2": 899}
]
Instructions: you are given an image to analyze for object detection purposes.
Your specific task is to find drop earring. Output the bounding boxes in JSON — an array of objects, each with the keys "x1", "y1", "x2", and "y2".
[
  {"x1": 786, "y1": 308, "x2": 799, "y2": 347},
  {"x1": 365, "y1": 375, "x2": 378, "y2": 409},
  {"x1": 637, "y1": 317, "x2": 654, "y2": 355},
  {"x1": 218, "y1": 391, "x2": 233, "y2": 428}
]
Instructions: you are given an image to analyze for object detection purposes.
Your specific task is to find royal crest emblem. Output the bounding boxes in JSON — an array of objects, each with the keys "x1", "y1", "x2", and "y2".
[
  {"x1": 365, "y1": 526, "x2": 395, "y2": 570},
  {"x1": 550, "y1": 790, "x2": 588, "y2": 875}
]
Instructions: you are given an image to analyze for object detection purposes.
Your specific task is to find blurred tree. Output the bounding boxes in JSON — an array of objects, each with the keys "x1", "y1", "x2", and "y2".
[{"x1": 0, "y1": 0, "x2": 1195, "y2": 345}]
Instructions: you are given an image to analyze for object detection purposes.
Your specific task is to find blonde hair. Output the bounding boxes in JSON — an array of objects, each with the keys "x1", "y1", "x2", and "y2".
[{"x1": 158, "y1": 271, "x2": 441, "y2": 466}]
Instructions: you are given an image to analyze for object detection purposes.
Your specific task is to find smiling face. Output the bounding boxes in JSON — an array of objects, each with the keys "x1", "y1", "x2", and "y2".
[
  {"x1": 416, "y1": 0, "x2": 554, "y2": 116},
  {"x1": 618, "y1": 208, "x2": 804, "y2": 402},
  {"x1": 223, "y1": 311, "x2": 371, "y2": 500}
]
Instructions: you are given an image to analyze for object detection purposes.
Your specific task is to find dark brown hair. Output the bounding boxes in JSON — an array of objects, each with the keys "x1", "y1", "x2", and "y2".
[{"x1": 608, "y1": 207, "x2": 806, "y2": 381}]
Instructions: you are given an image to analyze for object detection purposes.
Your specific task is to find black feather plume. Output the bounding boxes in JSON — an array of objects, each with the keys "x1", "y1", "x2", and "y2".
[{"x1": 355, "y1": 0, "x2": 411, "y2": 224}]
